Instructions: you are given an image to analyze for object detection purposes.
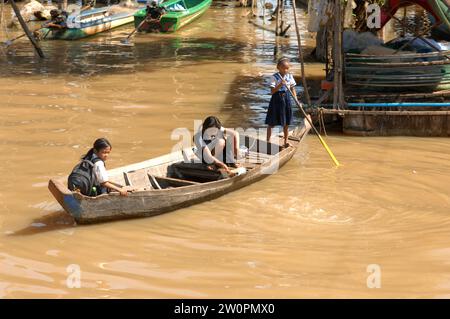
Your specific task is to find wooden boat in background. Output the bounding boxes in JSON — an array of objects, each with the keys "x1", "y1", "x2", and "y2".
[
  {"x1": 48, "y1": 122, "x2": 311, "y2": 224},
  {"x1": 134, "y1": 0, "x2": 212, "y2": 33},
  {"x1": 39, "y1": 5, "x2": 140, "y2": 40}
]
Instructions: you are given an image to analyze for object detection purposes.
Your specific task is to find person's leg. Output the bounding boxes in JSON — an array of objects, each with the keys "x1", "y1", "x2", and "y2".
[
  {"x1": 224, "y1": 137, "x2": 241, "y2": 167},
  {"x1": 283, "y1": 125, "x2": 290, "y2": 147},
  {"x1": 202, "y1": 144, "x2": 217, "y2": 165},
  {"x1": 213, "y1": 138, "x2": 226, "y2": 161},
  {"x1": 266, "y1": 126, "x2": 273, "y2": 142}
]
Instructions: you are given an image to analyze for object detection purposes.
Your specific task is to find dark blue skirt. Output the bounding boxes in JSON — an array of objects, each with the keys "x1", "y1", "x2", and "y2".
[{"x1": 265, "y1": 91, "x2": 293, "y2": 127}]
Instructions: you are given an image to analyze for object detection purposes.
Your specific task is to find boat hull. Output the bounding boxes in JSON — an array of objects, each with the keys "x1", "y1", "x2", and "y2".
[
  {"x1": 134, "y1": 0, "x2": 211, "y2": 32},
  {"x1": 41, "y1": 8, "x2": 136, "y2": 40}
]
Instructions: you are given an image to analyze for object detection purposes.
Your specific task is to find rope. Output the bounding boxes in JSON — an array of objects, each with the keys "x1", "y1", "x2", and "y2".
[
  {"x1": 318, "y1": 108, "x2": 323, "y2": 134},
  {"x1": 320, "y1": 107, "x2": 327, "y2": 136}
]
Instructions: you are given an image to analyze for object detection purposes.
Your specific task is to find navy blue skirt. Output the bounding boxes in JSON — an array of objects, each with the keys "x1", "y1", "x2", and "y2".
[{"x1": 265, "y1": 91, "x2": 293, "y2": 127}]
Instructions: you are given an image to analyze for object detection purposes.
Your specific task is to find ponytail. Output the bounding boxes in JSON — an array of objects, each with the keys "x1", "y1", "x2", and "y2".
[{"x1": 82, "y1": 148, "x2": 95, "y2": 160}]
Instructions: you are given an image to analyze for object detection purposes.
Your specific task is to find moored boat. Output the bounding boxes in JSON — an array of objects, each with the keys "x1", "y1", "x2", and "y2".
[
  {"x1": 38, "y1": 5, "x2": 140, "y2": 40},
  {"x1": 134, "y1": 0, "x2": 212, "y2": 33},
  {"x1": 48, "y1": 122, "x2": 311, "y2": 224}
]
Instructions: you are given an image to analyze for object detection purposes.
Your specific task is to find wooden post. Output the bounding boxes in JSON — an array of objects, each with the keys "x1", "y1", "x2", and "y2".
[
  {"x1": 338, "y1": 2, "x2": 344, "y2": 108},
  {"x1": 402, "y1": 7, "x2": 407, "y2": 36},
  {"x1": 332, "y1": 1, "x2": 339, "y2": 109},
  {"x1": 9, "y1": 0, "x2": 45, "y2": 58},
  {"x1": 279, "y1": 0, "x2": 284, "y2": 34},
  {"x1": 332, "y1": 0, "x2": 343, "y2": 109},
  {"x1": 292, "y1": 0, "x2": 311, "y2": 106},
  {"x1": 275, "y1": 0, "x2": 280, "y2": 36},
  {"x1": 262, "y1": 0, "x2": 265, "y2": 25}
]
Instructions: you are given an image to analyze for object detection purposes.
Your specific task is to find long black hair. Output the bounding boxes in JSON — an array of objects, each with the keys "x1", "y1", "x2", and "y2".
[
  {"x1": 202, "y1": 116, "x2": 222, "y2": 136},
  {"x1": 82, "y1": 138, "x2": 112, "y2": 160}
]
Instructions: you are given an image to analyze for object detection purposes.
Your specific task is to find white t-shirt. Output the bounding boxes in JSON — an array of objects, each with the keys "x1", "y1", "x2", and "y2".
[
  {"x1": 269, "y1": 72, "x2": 297, "y2": 92},
  {"x1": 93, "y1": 160, "x2": 109, "y2": 184},
  {"x1": 194, "y1": 126, "x2": 226, "y2": 150}
]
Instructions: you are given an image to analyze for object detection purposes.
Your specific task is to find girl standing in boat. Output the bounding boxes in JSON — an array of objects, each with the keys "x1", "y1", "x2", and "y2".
[
  {"x1": 68, "y1": 138, "x2": 129, "y2": 196},
  {"x1": 266, "y1": 57, "x2": 297, "y2": 148},
  {"x1": 194, "y1": 116, "x2": 240, "y2": 174}
]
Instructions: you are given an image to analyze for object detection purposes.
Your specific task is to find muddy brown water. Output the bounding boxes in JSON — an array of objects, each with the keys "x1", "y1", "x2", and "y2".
[{"x1": 0, "y1": 4, "x2": 449, "y2": 298}]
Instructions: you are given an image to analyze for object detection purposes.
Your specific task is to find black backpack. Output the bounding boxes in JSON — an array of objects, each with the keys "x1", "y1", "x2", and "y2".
[{"x1": 68, "y1": 156, "x2": 102, "y2": 196}]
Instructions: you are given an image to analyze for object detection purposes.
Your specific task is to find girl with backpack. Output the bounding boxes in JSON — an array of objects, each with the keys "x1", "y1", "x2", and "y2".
[{"x1": 68, "y1": 138, "x2": 129, "y2": 197}]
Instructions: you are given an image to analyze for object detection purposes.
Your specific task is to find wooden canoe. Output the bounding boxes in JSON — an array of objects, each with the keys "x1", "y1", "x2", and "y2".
[
  {"x1": 38, "y1": 5, "x2": 140, "y2": 40},
  {"x1": 48, "y1": 123, "x2": 311, "y2": 224},
  {"x1": 134, "y1": 0, "x2": 212, "y2": 33}
]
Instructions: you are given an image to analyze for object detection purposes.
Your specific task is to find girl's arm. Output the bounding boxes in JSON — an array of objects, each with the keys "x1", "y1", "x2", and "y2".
[
  {"x1": 224, "y1": 128, "x2": 240, "y2": 158},
  {"x1": 94, "y1": 161, "x2": 128, "y2": 196},
  {"x1": 290, "y1": 85, "x2": 297, "y2": 100},
  {"x1": 101, "y1": 181, "x2": 128, "y2": 196},
  {"x1": 202, "y1": 146, "x2": 231, "y2": 173},
  {"x1": 271, "y1": 79, "x2": 287, "y2": 94}
]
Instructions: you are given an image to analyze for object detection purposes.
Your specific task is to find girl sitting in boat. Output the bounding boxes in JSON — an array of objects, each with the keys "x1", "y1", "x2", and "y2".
[
  {"x1": 266, "y1": 57, "x2": 297, "y2": 148},
  {"x1": 68, "y1": 138, "x2": 129, "y2": 196},
  {"x1": 143, "y1": 1, "x2": 166, "y2": 32},
  {"x1": 194, "y1": 116, "x2": 241, "y2": 175}
]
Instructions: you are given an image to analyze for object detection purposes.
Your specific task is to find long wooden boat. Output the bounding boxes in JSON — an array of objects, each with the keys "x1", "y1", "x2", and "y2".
[
  {"x1": 134, "y1": 0, "x2": 212, "y2": 33},
  {"x1": 38, "y1": 5, "x2": 140, "y2": 40},
  {"x1": 48, "y1": 123, "x2": 311, "y2": 224}
]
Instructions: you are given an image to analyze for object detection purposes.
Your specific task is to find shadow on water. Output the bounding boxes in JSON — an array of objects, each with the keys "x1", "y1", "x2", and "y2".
[
  {"x1": 8, "y1": 211, "x2": 77, "y2": 236},
  {"x1": 0, "y1": 36, "x2": 251, "y2": 76}
]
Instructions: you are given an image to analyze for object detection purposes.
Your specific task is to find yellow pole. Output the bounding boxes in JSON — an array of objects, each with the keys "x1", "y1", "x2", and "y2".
[{"x1": 285, "y1": 81, "x2": 340, "y2": 167}]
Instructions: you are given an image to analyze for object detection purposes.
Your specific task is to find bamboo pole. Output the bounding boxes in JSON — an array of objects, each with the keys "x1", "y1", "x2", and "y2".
[
  {"x1": 346, "y1": 90, "x2": 450, "y2": 100},
  {"x1": 346, "y1": 81, "x2": 450, "y2": 87},
  {"x1": 9, "y1": 0, "x2": 45, "y2": 58},
  {"x1": 346, "y1": 51, "x2": 450, "y2": 59},
  {"x1": 291, "y1": 0, "x2": 311, "y2": 106},
  {"x1": 319, "y1": 109, "x2": 450, "y2": 116},
  {"x1": 346, "y1": 60, "x2": 450, "y2": 67}
]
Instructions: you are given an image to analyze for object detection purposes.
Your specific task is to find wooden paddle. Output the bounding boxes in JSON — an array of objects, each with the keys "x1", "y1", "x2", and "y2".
[
  {"x1": 2, "y1": 26, "x2": 45, "y2": 47},
  {"x1": 284, "y1": 76, "x2": 340, "y2": 167},
  {"x1": 120, "y1": 19, "x2": 147, "y2": 44}
]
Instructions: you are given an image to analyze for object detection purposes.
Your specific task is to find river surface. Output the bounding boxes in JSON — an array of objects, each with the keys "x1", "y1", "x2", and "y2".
[{"x1": 0, "y1": 3, "x2": 450, "y2": 298}]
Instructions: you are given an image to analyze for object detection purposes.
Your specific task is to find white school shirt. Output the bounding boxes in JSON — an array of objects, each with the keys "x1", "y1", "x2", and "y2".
[
  {"x1": 269, "y1": 72, "x2": 297, "y2": 92},
  {"x1": 194, "y1": 126, "x2": 226, "y2": 150},
  {"x1": 93, "y1": 161, "x2": 109, "y2": 184}
]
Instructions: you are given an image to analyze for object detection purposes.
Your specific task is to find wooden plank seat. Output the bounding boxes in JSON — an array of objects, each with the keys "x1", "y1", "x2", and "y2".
[
  {"x1": 150, "y1": 174, "x2": 200, "y2": 189},
  {"x1": 124, "y1": 171, "x2": 153, "y2": 189}
]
